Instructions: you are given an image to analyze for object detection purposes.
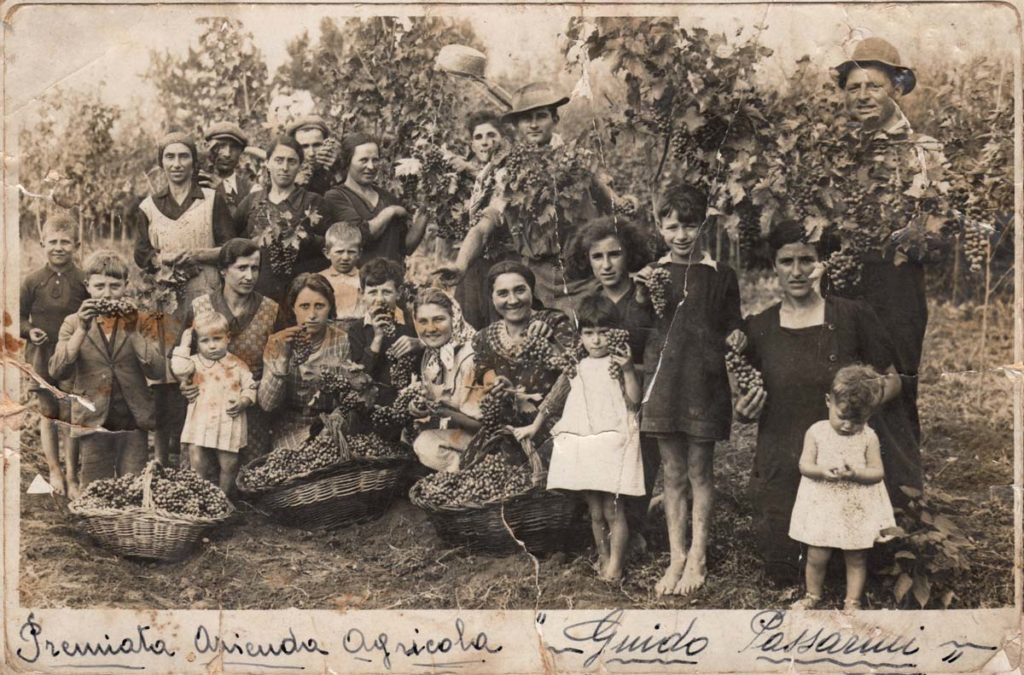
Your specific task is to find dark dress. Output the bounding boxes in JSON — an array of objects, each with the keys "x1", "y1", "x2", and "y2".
[
  {"x1": 640, "y1": 261, "x2": 742, "y2": 440},
  {"x1": 234, "y1": 187, "x2": 328, "y2": 305},
  {"x1": 744, "y1": 297, "x2": 922, "y2": 582},
  {"x1": 825, "y1": 244, "x2": 945, "y2": 442},
  {"x1": 322, "y1": 185, "x2": 407, "y2": 267}
]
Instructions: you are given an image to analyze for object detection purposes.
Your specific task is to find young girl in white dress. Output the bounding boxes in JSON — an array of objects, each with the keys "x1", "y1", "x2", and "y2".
[
  {"x1": 514, "y1": 294, "x2": 645, "y2": 582},
  {"x1": 789, "y1": 364, "x2": 897, "y2": 610},
  {"x1": 171, "y1": 311, "x2": 256, "y2": 497}
]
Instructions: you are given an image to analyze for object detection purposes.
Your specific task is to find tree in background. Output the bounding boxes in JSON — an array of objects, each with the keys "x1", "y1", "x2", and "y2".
[{"x1": 147, "y1": 17, "x2": 270, "y2": 149}]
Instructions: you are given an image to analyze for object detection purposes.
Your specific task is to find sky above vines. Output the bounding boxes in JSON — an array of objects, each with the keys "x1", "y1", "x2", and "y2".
[{"x1": 4, "y1": 2, "x2": 1018, "y2": 135}]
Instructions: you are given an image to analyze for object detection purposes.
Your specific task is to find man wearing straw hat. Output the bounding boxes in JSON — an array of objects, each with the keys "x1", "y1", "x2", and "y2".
[
  {"x1": 201, "y1": 121, "x2": 254, "y2": 218},
  {"x1": 832, "y1": 37, "x2": 948, "y2": 441},
  {"x1": 437, "y1": 82, "x2": 614, "y2": 314},
  {"x1": 287, "y1": 114, "x2": 339, "y2": 195}
]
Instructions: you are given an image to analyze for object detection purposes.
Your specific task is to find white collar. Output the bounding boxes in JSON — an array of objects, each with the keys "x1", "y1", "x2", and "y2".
[{"x1": 657, "y1": 251, "x2": 718, "y2": 270}]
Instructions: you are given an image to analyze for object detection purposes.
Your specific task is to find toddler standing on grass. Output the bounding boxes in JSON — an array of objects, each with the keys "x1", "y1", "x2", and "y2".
[
  {"x1": 172, "y1": 311, "x2": 256, "y2": 497},
  {"x1": 789, "y1": 364, "x2": 897, "y2": 611},
  {"x1": 514, "y1": 294, "x2": 645, "y2": 582},
  {"x1": 20, "y1": 214, "x2": 89, "y2": 495}
]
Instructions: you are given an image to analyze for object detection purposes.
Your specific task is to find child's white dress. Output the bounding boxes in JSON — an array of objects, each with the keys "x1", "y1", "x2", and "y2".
[
  {"x1": 175, "y1": 351, "x2": 256, "y2": 453},
  {"x1": 789, "y1": 420, "x2": 896, "y2": 549},
  {"x1": 546, "y1": 356, "x2": 645, "y2": 496}
]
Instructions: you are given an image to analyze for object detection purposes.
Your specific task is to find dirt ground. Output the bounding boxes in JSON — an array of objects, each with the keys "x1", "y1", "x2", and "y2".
[{"x1": 15, "y1": 299, "x2": 1015, "y2": 611}]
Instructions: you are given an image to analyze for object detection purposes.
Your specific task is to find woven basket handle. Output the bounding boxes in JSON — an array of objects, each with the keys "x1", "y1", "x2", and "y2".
[
  {"x1": 141, "y1": 460, "x2": 159, "y2": 511},
  {"x1": 521, "y1": 439, "x2": 546, "y2": 488}
]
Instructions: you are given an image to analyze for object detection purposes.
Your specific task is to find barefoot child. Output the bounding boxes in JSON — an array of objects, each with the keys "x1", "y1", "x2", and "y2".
[
  {"x1": 635, "y1": 183, "x2": 743, "y2": 596},
  {"x1": 320, "y1": 221, "x2": 365, "y2": 327},
  {"x1": 514, "y1": 294, "x2": 645, "y2": 582},
  {"x1": 20, "y1": 214, "x2": 89, "y2": 495},
  {"x1": 171, "y1": 311, "x2": 256, "y2": 497},
  {"x1": 49, "y1": 250, "x2": 164, "y2": 490},
  {"x1": 789, "y1": 364, "x2": 897, "y2": 610}
]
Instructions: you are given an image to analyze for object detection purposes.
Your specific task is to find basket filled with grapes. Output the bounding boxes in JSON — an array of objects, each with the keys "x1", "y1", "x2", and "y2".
[
  {"x1": 236, "y1": 425, "x2": 414, "y2": 530},
  {"x1": 408, "y1": 450, "x2": 586, "y2": 555},
  {"x1": 68, "y1": 460, "x2": 235, "y2": 561}
]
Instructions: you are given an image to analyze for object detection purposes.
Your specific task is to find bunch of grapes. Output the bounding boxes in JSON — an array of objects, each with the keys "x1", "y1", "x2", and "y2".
[
  {"x1": 316, "y1": 369, "x2": 366, "y2": 414},
  {"x1": 267, "y1": 235, "x2": 299, "y2": 277},
  {"x1": 478, "y1": 387, "x2": 516, "y2": 439},
  {"x1": 500, "y1": 141, "x2": 594, "y2": 238},
  {"x1": 825, "y1": 248, "x2": 863, "y2": 294},
  {"x1": 76, "y1": 473, "x2": 143, "y2": 510},
  {"x1": 515, "y1": 330, "x2": 559, "y2": 371},
  {"x1": 386, "y1": 348, "x2": 419, "y2": 390},
  {"x1": 75, "y1": 465, "x2": 230, "y2": 518},
  {"x1": 93, "y1": 298, "x2": 137, "y2": 318},
  {"x1": 417, "y1": 453, "x2": 532, "y2": 507},
  {"x1": 961, "y1": 220, "x2": 990, "y2": 273},
  {"x1": 695, "y1": 117, "x2": 730, "y2": 151},
  {"x1": 737, "y1": 202, "x2": 762, "y2": 256},
  {"x1": 725, "y1": 344, "x2": 764, "y2": 395},
  {"x1": 291, "y1": 328, "x2": 315, "y2": 366},
  {"x1": 240, "y1": 430, "x2": 343, "y2": 489},
  {"x1": 371, "y1": 381, "x2": 433, "y2": 427},
  {"x1": 348, "y1": 433, "x2": 412, "y2": 460},
  {"x1": 157, "y1": 260, "x2": 199, "y2": 300},
  {"x1": 605, "y1": 329, "x2": 630, "y2": 380},
  {"x1": 638, "y1": 266, "x2": 672, "y2": 318},
  {"x1": 149, "y1": 467, "x2": 232, "y2": 518}
]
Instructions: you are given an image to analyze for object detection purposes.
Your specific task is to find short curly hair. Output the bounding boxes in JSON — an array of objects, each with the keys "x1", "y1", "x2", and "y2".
[
  {"x1": 830, "y1": 364, "x2": 885, "y2": 422},
  {"x1": 565, "y1": 216, "x2": 652, "y2": 280}
]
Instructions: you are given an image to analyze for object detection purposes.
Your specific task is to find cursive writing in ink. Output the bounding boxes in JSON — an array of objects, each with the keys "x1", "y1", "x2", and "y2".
[
  {"x1": 194, "y1": 625, "x2": 328, "y2": 658},
  {"x1": 555, "y1": 609, "x2": 709, "y2": 668},
  {"x1": 342, "y1": 618, "x2": 501, "y2": 670},
  {"x1": 16, "y1": 613, "x2": 175, "y2": 663}
]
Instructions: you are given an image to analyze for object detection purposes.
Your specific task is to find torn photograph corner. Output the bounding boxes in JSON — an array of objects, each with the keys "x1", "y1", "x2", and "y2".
[{"x1": 1, "y1": 1, "x2": 1020, "y2": 673}]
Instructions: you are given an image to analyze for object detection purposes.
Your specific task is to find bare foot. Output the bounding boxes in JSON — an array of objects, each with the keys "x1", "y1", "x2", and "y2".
[
  {"x1": 593, "y1": 554, "x2": 610, "y2": 574},
  {"x1": 599, "y1": 565, "x2": 623, "y2": 583},
  {"x1": 67, "y1": 482, "x2": 81, "y2": 500},
  {"x1": 673, "y1": 555, "x2": 706, "y2": 595},
  {"x1": 655, "y1": 559, "x2": 686, "y2": 595}
]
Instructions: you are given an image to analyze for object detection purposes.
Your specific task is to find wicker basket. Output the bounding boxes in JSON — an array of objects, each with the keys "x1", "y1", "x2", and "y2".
[
  {"x1": 68, "y1": 462, "x2": 234, "y2": 561},
  {"x1": 236, "y1": 453, "x2": 410, "y2": 530},
  {"x1": 408, "y1": 480, "x2": 586, "y2": 555}
]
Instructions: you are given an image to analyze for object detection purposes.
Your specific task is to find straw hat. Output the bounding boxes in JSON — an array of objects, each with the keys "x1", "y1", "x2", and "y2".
[
  {"x1": 436, "y1": 44, "x2": 487, "y2": 79},
  {"x1": 834, "y1": 37, "x2": 916, "y2": 94},
  {"x1": 204, "y1": 121, "x2": 248, "y2": 147},
  {"x1": 502, "y1": 82, "x2": 570, "y2": 122}
]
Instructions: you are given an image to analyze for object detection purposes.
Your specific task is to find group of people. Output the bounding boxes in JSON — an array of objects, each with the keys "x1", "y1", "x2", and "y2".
[{"x1": 22, "y1": 37, "x2": 939, "y2": 607}]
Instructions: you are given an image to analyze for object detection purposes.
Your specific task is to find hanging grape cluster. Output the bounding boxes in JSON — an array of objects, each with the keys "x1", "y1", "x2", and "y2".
[
  {"x1": 370, "y1": 381, "x2": 434, "y2": 427},
  {"x1": 605, "y1": 329, "x2": 631, "y2": 380},
  {"x1": 416, "y1": 453, "x2": 532, "y2": 507},
  {"x1": 825, "y1": 248, "x2": 863, "y2": 294},
  {"x1": 155, "y1": 259, "x2": 200, "y2": 302},
  {"x1": 314, "y1": 368, "x2": 366, "y2": 414},
  {"x1": 74, "y1": 466, "x2": 231, "y2": 519},
  {"x1": 267, "y1": 236, "x2": 299, "y2": 277},
  {"x1": 93, "y1": 298, "x2": 138, "y2": 318},
  {"x1": 291, "y1": 328, "x2": 316, "y2": 365},
  {"x1": 637, "y1": 266, "x2": 672, "y2": 318},
  {"x1": 240, "y1": 430, "x2": 344, "y2": 489},
  {"x1": 386, "y1": 347, "x2": 418, "y2": 390},
  {"x1": 961, "y1": 220, "x2": 990, "y2": 273},
  {"x1": 736, "y1": 201, "x2": 762, "y2": 256},
  {"x1": 724, "y1": 344, "x2": 764, "y2": 395},
  {"x1": 478, "y1": 387, "x2": 516, "y2": 440}
]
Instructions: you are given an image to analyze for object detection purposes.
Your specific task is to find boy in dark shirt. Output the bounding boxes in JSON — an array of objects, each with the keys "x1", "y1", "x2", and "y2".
[
  {"x1": 346, "y1": 258, "x2": 421, "y2": 409},
  {"x1": 20, "y1": 214, "x2": 88, "y2": 495}
]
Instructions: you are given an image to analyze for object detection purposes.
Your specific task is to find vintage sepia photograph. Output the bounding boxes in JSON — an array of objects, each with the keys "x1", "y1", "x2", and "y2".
[{"x1": 2, "y1": 1, "x2": 1020, "y2": 671}]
